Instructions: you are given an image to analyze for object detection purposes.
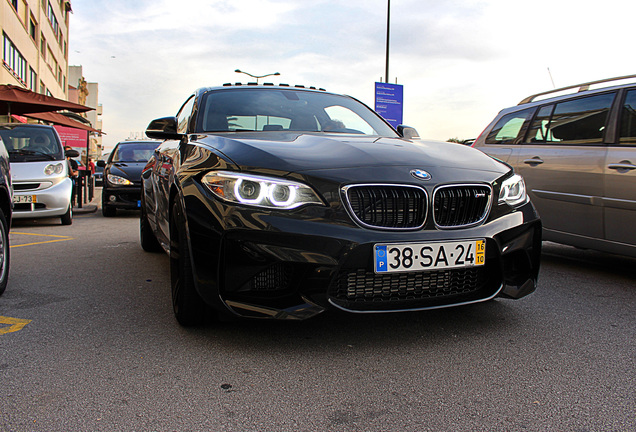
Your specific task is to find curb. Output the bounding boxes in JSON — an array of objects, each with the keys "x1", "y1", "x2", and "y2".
[{"x1": 73, "y1": 204, "x2": 98, "y2": 214}]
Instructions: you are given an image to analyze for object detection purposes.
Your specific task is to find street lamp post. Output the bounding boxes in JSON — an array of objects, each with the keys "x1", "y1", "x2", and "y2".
[
  {"x1": 234, "y1": 69, "x2": 281, "y2": 84},
  {"x1": 385, "y1": 0, "x2": 390, "y2": 83}
]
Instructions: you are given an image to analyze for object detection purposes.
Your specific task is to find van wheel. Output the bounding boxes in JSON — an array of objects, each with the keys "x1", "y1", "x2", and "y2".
[{"x1": 60, "y1": 205, "x2": 73, "y2": 225}]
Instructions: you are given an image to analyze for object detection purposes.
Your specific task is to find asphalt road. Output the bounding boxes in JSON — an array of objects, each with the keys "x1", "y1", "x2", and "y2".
[{"x1": 1, "y1": 200, "x2": 634, "y2": 431}]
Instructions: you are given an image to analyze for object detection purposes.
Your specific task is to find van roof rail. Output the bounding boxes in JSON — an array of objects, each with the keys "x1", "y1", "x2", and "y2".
[{"x1": 518, "y1": 73, "x2": 636, "y2": 105}]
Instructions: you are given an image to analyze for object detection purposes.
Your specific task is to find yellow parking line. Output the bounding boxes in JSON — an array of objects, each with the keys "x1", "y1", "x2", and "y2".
[
  {"x1": 9, "y1": 232, "x2": 74, "y2": 248},
  {"x1": 0, "y1": 316, "x2": 32, "y2": 335}
]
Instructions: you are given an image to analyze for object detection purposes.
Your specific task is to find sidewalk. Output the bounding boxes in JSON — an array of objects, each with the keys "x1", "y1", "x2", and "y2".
[{"x1": 73, "y1": 188, "x2": 100, "y2": 215}]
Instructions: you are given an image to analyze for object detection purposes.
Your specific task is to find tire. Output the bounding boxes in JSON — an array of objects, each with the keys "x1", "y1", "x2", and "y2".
[
  {"x1": 170, "y1": 198, "x2": 207, "y2": 326},
  {"x1": 60, "y1": 205, "x2": 73, "y2": 225},
  {"x1": 102, "y1": 199, "x2": 116, "y2": 217},
  {"x1": 140, "y1": 196, "x2": 162, "y2": 253},
  {"x1": 0, "y1": 210, "x2": 9, "y2": 296}
]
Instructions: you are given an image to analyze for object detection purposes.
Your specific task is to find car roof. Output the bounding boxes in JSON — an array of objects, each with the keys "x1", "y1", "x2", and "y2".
[
  {"x1": 193, "y1": 83, "x2": 329, "y2": 97},
  {"x1": 506, "y1": 74, "x2": 636, "y2": 115},
  {"x1": 0, "y1": 123, "x2": 56, "y2": 130}
]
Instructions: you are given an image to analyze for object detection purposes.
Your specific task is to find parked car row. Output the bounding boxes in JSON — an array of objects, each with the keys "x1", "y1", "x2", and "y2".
[{"x1": 4, "y1": 75, "x2": 634, "y2": 320}]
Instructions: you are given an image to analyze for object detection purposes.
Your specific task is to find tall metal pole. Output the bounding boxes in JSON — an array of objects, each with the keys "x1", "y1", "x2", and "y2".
[{"x1": 385, "y1": 0, "x2": 390, "y2": 83}]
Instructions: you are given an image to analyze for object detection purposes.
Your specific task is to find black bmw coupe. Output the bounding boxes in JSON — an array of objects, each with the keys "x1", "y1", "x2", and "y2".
[{"x1": 141, "y1": 84, "x2": 541, "y2": 326}]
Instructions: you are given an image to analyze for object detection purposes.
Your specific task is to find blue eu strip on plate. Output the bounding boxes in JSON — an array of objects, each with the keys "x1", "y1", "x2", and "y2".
[{"x1": 375, "y1": 245, "x2": 388, "y2": 273}]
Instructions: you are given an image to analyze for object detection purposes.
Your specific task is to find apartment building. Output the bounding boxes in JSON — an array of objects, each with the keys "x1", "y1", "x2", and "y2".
[{"x1": 1, "y1": 0, "x2": 71, "y2": 99}]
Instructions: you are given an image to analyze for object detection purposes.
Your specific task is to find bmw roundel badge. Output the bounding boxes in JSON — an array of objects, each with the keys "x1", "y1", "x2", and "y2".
[{"x1": 410, "y1": 169, "x2": 432, "y2": 181}]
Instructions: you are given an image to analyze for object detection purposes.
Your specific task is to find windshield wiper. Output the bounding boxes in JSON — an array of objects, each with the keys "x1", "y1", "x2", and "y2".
[{"x1": 8, "y1": 149, "x2": 56, "y2": 160}]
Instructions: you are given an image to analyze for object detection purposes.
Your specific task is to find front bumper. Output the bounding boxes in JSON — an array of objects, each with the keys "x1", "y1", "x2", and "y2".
[
  {"x1": 13, "y1": 178, "x2": 72, "y2": 219},
  {"x1": 102, "y1": 186, "x2": 142, "y2": 210},
  {"x1": 183, "y1": 185, "x2": 542, "y2": 321}
]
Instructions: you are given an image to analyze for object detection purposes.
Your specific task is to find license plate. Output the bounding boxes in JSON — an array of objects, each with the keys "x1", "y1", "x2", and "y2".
[
  {"x1": 13, "y1": 195, "x2": 37, "y2": 204},
  {"x1": 374, "y1": 239, "x2": 486, "y2": 273}
]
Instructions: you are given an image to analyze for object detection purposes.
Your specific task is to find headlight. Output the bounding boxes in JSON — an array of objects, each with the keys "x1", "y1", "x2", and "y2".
[
  {"x1": 44, "y1": 163, "x2": 64, "y2": 176},
  {"x1": 107, "y1": 174, "x2": 133, "y2": 186},
  {"x1": 499, "y1": 174, "x2": 527, "y2": 207},
  {"x1": 202, "y1": 171, "x2": 324, "y2": 210}
]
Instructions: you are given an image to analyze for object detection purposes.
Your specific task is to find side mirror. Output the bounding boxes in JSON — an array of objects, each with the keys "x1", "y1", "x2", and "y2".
[
  {"x1": 397, "y1": 125, "x2": 420, "y2": 139},
  {"x1": 96, "y1": 160, "x2": 106, "y2": 168},
  {"x1": 145, "y1": 116, "x2": 181, "y2": 140},
  {"x1": 65, "y1": 149, "x2": 80, "y2": 158}
]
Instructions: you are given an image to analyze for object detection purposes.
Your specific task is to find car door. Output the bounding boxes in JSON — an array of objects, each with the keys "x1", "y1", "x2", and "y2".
[
  {"x1": 512, "y1": 93, "x2": 616, "y2": 241},
  {"x1": 153, "y1": 95, "x2": 196, "y2": 241},
  {"x1": 604, "y1": 89, "x2": 636, "y2": 249}
]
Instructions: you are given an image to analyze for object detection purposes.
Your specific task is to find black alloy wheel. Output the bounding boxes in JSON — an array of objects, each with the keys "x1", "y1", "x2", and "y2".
[
  {"x1": 169, "y1": 198, "x2": 207, "y2": 326},
  {"x1": 0, "y1": 210, "x2": 9, "y2": 296}
]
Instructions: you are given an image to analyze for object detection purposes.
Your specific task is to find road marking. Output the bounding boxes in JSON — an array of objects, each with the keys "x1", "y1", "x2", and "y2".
[
  {"x1": 9, "y1": 232, "x2": 74, "y2": 248},
  {"x1": 0, "y1": 316, "x2": 32, "y2": 335}
]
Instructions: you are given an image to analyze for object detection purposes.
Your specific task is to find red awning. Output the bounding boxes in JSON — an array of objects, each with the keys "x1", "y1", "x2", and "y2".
[
  {"x1": 0, "y1": 84, "x2": 93, "y2": 116},
  {"x1": 24, "y1": 111, "x2": 104, "y2": 134}
]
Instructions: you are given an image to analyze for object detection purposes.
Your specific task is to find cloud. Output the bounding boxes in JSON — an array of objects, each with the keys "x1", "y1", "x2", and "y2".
[{"x1": 68, "y1": 0, "x2": 636, "y2": 147}]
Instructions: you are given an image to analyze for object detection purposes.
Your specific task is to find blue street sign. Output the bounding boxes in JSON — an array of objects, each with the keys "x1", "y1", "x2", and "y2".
[{"x1": 375, "y1": 82, "x2": 403, "y2": 129}]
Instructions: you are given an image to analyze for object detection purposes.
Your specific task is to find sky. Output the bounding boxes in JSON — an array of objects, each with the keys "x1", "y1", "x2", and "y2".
[{"x1": 68, "y1": 0, "x2": 636, "y2": 151}]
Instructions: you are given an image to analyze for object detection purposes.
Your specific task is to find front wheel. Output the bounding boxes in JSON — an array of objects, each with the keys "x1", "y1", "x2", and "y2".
[
  {"x1": 170, "y1": 198, "x2": 207, "y2": 326},
  {"x1": 0, "y1": 210, "x2": 9, "y2": 296},
  {"x1": 60, "y1": 205, "x2": 73, "y2": 225},
  {"x1": 102, "y1": 199, "x2": 116, "y2": 217},
  {"x1": 140, "y1": 195, "x2": 162, "y2": 253}
]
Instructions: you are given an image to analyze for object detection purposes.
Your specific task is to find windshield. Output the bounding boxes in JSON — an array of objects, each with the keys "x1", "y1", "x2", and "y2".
[
  {"x1": 198, "y1": 88, "x2": 398, "y2": 137},
  {"x1": 111, "y1": 142, "x2": 158, "y2": 163},
  {"x1": 0, "y1": 125, "x2": 63, "y2": 162}
]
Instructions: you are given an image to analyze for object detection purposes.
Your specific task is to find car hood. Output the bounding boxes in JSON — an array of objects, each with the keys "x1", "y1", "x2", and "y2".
[
  {"x1": 108, "y1": 162, "x2": 145, "y2": 184},
  {"x1": 10, "y1": 160, "x2": 68, "y2": 182},
  {"x1": 195, "y1": 132, "x2": 509, "y2": 182}
]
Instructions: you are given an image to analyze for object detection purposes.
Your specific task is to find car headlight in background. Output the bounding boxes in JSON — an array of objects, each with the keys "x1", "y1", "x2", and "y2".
[
  {"x1": 499, "y1": 174, "x2": 527, "y2": 207},
  {"x1": 107, "y1": 174, "x2": 133, "y2": 186},
  {"x1": 44, "y1": 163, "x2": 65, "y2": 176},
  {"x1": 202, "y1": 171, "x2": 324, "y2": 210}
]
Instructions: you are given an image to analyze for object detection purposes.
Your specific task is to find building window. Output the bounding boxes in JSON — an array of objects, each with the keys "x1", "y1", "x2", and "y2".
[
  {"x1": 40, "y1": 33, "x2": 46, "y2": 59},
  {"x1": 29, "y1": 16, "x2": 37, "y2": 41},
  {"x1": 47, "y1": 1, "x2": 60, "y2": 40},
  {"x1": 11, "y1": 1, "x2": 18, "y2": 11},
  {"x1": 29, "y1": 67, "x2": 37, "y2": 91},
  {"x1": 3, "y1": 33, "x2": 28, "y2": 85}
]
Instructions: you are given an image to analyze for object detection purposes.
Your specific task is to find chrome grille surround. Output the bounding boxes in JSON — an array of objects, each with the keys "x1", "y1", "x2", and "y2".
[
  {"x1": 433, "y1": 184, "x2": 493, "y2": 229},
  {"x1": 342, "y1": 184, "x2": 428, "y2": 230}
]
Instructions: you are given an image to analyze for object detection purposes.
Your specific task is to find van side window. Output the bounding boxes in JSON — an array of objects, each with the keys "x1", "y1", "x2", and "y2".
[
  {"x1": 527, "y1": 93, "x2": 615, "y2": 144},
  {"x1": 485, "y1": 108, "x2": 534, "y2": 144},
  {"x1": 619, "y1": 90, "x2": 636, "y2": 144},
  {"x1": 526, "y1": 105, "x2": 554, "y2": 142}
]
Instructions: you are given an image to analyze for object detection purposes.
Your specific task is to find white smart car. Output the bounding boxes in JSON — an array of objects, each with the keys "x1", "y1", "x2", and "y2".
[{"x1": 1, "y1": 124, "x2": 74, "y2": 225}]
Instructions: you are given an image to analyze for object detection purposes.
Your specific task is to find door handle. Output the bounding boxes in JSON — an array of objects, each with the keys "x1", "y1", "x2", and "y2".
[
  {"x1": 608, "y1": 161, "x2": 636, "y2": 171},
  {"x1": 523, "y1": 157, "x2": 544, "y2": 166}
]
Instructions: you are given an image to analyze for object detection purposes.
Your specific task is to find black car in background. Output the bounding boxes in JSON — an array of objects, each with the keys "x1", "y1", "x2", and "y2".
[
  {"x1": 0, "y1": 138, "x2": 12, "y2": 296},
  {"x1": 141, "y1": 84, "x2": 542, "y2": 326},
  {"x1": 98, "y1": 140, "x2": 159, "y2": 217}
]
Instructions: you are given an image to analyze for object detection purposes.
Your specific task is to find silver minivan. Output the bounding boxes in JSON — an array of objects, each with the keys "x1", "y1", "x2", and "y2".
[
  {"x1": 474, "y1": 75, "x2": 636, "y2": 257},
  {"x1": 1, "y1": 124, "x2": 73, "y2": 225}
]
